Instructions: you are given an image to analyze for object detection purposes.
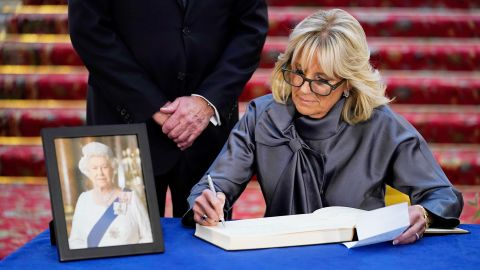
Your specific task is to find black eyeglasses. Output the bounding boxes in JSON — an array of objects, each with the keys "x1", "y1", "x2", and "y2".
[{"x1": 282, "y1": 67, "x2": 345, "y2": 96}]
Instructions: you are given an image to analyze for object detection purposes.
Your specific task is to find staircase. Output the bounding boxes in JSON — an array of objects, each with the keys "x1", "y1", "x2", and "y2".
[{"x1": 0, "y1": 0, "x2": 479, "y2": 258}]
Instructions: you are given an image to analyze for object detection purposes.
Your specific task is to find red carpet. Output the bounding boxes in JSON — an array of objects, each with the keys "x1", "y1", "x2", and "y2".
[
  {"x1": 2, "y1": 36, "x2": 479, "y2": 69},
  {"x1": 1, "y1": 0, "x2": 479, "y2": 260},
  {"x1": 1, "y1": 141, "x2": 479, "y2": 184},
  {"x1": 1, "y1": 102, "x2": 478, "y2": 144},
  {"x1": 0, "y1": 182, "x2": 51, "y2": 259},
  {"x1": 2, "y1": 69, "x2": 479, "y2": 105},
  {"x1": 0, "y1": 179, "x2": 261, "y2": 259},
  {"x1": 5, "y1": 7, "x2": 479, "y2": 37},
  {"x1": 1, "y1": 180, "x2": 479, "y2": 259}
]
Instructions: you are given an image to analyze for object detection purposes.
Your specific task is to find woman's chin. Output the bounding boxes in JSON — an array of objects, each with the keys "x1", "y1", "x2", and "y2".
[
  {"x1": 295, "y1": 107, "x2": 321, "y2": 118},
  {"x1": 94, "y1": 183, "x2": 112, "y2": 190}
]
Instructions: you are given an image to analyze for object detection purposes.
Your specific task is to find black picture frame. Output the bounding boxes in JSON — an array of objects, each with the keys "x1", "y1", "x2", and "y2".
[{"x1": 41, "y1": 124, "x2": 164, "y2": 261}]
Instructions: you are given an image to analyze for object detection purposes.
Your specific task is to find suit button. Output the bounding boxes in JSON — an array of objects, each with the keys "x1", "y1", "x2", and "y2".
[
  {"x1": 116, "y1": 105, "x2": 122, "y2": 112},
  {"x1": 120, "y1": 109, "x2": 126, "y2": 115},
  {"x1": 182, "y1": 27, "x2": 190, "y2": 34},
  {"x1": 125, "y1": 113, "x2": 130, "y2": 119},
  {"x1": 177, "y1": 72, "x2": 186, "y2": 80}
]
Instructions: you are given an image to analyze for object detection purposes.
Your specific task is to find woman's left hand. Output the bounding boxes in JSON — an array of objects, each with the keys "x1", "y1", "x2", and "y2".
[{"x1": 392, "y1": 205, "x2": 428, "y2": 245}]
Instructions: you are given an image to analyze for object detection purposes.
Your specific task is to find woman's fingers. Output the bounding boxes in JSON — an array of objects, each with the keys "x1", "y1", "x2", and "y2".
[
  {"x1": 393, "y1": 205, "x2": 426, "y2": 245},
  {"x1": 193, "y1": 191, "x2": 215, "y2": 225},
  {"x1": 193, "y1": 189, "x2": 224, "y2": 226},
  {"x1": 213, "y1": 192, "x2": 226, "y2": 221},
  {"x1": 393, "y1": 225, "x2": 422, "y2": 245},
  {"x1": 203, "y1": 190, "x2": 225, "y2": 222}
]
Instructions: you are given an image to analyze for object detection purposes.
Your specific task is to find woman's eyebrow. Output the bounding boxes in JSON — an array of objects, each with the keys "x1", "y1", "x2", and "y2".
[{"x1": 313, "y1": 72, "x2": 331, "y2": 79}]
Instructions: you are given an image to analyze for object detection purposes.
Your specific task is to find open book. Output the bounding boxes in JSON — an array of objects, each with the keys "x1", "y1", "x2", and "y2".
[{"x1": 195, "y1": 203, "x2": 467, "y2": 250}]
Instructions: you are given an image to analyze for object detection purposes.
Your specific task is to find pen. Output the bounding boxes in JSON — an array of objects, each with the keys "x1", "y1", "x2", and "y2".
[{"x1": 207, "y1": 174, "x2": 226, "y2": 227}]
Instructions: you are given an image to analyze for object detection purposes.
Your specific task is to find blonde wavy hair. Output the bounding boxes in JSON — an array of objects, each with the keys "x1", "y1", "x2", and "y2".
[{"x1": 271, "y1": 9, "x2": 390, "y2": 124}]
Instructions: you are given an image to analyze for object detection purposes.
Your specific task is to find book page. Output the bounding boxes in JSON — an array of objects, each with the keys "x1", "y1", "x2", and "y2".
[
  {"x1": 195, "y1": 208, "x2": 359, "y2": 250},
  {"x1": 313, "y1": 206, "x2": 366, "y2": 219},
  {"x1": 343, "y1": 202, "x2": 410, "y2": 248},
  {"x1": 195, "y1": 205, "x2": 412, "y2": 250},
  {"x1": 425, "y1": 227, "x2": 469, "y2": 234},
  {"x1": 207, "y1": 211, "x2": 356, "y2": 237}
]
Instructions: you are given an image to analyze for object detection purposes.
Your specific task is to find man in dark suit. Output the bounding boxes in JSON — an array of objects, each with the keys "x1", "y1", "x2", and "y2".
[{"x1": 68, "y1": 0, "x2": 268, "y2": 217}]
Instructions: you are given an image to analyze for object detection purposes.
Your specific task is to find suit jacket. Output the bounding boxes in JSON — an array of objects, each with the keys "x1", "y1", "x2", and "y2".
[
  {"x1": 68, "y1": 0, "x2": 268, "y2": 175},
  {"x1": 187, "y1": 95, "x2": 463, "y2": 227}
]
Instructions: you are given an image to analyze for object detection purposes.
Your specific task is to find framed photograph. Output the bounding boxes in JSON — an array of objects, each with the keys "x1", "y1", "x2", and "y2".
[{"x1": 42, "y1": 124, "x2": 164, "y2": 261}]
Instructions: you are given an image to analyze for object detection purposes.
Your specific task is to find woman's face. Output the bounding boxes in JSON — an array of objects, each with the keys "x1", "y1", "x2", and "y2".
[
  {"x1": 290, "y1": 58, "x2": 345, "y2": 119},
  {"x1": 87, "y1": 156, "x2": 114, "y2": 189}
]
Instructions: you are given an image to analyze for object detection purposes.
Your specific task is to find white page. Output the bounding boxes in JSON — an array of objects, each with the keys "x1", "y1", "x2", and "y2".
[
  {"x1": 207, "y1": 212, "x2": 356, "y2": 237},
  {"x1": 343, "y1": 203, "x2": 410, "y2": 248},
  {"x1": 425, "y1": 227, "x2": 469, "y2": 234}
]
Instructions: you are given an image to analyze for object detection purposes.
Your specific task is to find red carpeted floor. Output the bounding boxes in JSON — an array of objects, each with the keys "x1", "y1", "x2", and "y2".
[
  {"x1": 0, "y1": 179, "x2": 264, "y2": 259},
  {"x1": 0, "y1": 182, "x2": 51, "y2": 258},
  {"x1": 1, "y1": 180, "x2": 479, "y2": 259},
  {"x1": 1, "y1": 0, "x2": 479, "y2": 260}
]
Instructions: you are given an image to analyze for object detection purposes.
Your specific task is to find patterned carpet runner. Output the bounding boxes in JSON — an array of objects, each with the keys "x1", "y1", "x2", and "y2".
[{"x1": 0, "y1": 0, "x2": 479, "y2": 260}]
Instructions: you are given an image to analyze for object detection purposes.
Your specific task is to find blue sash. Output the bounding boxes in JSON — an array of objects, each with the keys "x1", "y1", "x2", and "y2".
[{"x1": 87, "y1": 197, "x2": 120, "y2": 248}]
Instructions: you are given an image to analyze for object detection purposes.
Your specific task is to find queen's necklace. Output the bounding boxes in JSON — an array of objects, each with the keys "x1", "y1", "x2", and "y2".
[{"x1": 97, "y1": 189, "x2": 116, "y2": 204}]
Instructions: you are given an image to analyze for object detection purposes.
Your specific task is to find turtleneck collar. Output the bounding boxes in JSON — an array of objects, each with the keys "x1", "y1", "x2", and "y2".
[
  {"x1": 293, "y1": 97, "x2": 347, "y2": 140},
  {"x1": 263, "y1": 95, "x2": 347, "y2": 141}
]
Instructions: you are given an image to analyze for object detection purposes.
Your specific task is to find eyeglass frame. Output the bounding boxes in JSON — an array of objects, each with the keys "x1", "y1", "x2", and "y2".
[{"x1": 281, "y1": 65, "x2": 346, "y2": 96}]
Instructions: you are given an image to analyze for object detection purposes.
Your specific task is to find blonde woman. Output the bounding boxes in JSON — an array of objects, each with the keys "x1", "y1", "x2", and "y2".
[
  {"x1": 68, "y1": 142, "x2": 152, "y2": 249},
  {"x1": 186, "y1": 9, "x2": 462, "y2": 245}
]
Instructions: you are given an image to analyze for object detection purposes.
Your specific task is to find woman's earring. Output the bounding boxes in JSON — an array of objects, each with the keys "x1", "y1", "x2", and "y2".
[{"x1": 343, "y1": 90, "x2": 350, "y2": 98}]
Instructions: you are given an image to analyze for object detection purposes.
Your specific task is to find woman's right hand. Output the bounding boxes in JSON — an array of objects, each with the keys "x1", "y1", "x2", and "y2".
[{"x1": 193, "y1": 189, "x2": 226, "y2": 226}]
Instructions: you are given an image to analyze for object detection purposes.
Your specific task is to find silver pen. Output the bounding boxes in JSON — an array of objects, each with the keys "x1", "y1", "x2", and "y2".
[{"x1": 207, "y1": 174, "x2": 226, "y2": 227}]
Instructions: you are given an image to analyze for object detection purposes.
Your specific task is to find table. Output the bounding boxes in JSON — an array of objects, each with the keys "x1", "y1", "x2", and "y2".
[{"x1": 1, "y1": 219, "x2": 478, "y2": 270}]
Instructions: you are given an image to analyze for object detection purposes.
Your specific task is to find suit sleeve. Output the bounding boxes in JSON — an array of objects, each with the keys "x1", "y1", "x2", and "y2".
[
  {"x1": 195, "y1": 0, "x2": 268, "y2": 120},
  {"x1": 68, "y1": 0, "x2": 169, "y2": 123},
  {"x1": 187, "y1": 101, "x2": 259, "y2": 211},
  {"x1": 389, "y1": 137, "x2": 464, "y2": 228}
]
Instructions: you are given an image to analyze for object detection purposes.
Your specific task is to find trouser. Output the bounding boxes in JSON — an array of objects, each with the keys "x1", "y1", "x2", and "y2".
[{"x1": 154, "y1": 156, "x2": 210, "y2": 218}]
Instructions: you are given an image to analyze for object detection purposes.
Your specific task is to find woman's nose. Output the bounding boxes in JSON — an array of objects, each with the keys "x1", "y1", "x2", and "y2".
[{"x1": 299, "y1": 81, "x2": 311, "y2": 94}]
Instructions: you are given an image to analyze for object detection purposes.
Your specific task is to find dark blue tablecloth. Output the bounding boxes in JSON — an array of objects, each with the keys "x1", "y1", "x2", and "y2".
[{"x1": 1, "y1": 219, "x2": 479, "y2": 270}]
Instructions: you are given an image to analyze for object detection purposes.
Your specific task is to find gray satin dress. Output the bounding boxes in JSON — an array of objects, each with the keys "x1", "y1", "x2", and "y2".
[{"x1": 187, "y1": 94, "x2": 463, "y2": 227}]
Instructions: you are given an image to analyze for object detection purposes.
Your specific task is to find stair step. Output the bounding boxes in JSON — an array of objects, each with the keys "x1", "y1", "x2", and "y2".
[
  {"x1": 21, "y1": 0, "x2": 66, "y2": 5},
  {"x1": 262, "y1": 37, "x2": 480, "y2": 70},
  {"x1": 3, "y1": 6, "x2": 479, "y2": 38},
  {"x1": 1, "y1": 66, "x2": 479, "y2": 105},
  {"x1": 430, "y1": 145, "x2": 480, "y2": 185},
  {"x1": 0, "y1": 139, "x2": 45, "y2": 177},
  {"x1": 268, "y1": 7, "x2": 480, "y2": 38},
  {"x1": 1, "y1": 137, "x2": 478, "y2": 185},
  {"x1": 0, "y1": 65, "x2": 87, "y2": 99},
  {"x1": 2, "y1": 35, "x2": 479, "y2": 71},
  {"x1": 267, "y1": 0, "x2": 479, "y2": 9},
  {"x1": 0, "y1": 100, "x2": 478, "y2": 144},
  {"x1": 2, "y1": 5, "x2": 67, "y2": 14},
  {"x1": 16, "y1": 1, "x2": 480, "y2": 9},
  {"x1": 243, "y1": 69, "x2": 480, "y2": 105},
  {"x1": 0, "y1": 100, "x2": 85, "y2": 136},
  {"x1": 237, "y1": 102, "x2": 480, "y2": 143},
  {"x1": 0, "y1": 35, "x2": 82, "y2": 66}
]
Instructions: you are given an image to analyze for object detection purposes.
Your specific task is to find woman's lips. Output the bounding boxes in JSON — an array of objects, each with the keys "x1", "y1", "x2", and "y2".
[{"x1": 297, "y1": 96, "x2": 317, "y2": 103}]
